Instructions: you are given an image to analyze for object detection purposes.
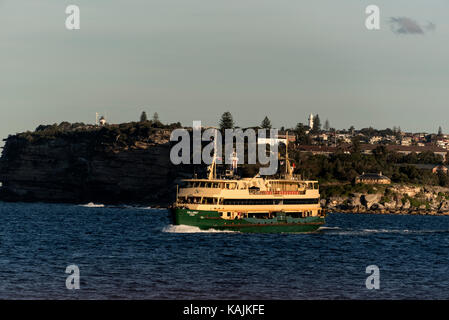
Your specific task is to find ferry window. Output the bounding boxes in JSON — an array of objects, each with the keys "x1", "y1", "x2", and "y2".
[{"x1": 283, "y1": 199, "x2": 319, "y2": 205}]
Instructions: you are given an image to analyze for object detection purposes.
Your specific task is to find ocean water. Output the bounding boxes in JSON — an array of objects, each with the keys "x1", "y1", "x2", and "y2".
[{"x1": 1, "y1": 201, "x2": 449, "y2": 299}]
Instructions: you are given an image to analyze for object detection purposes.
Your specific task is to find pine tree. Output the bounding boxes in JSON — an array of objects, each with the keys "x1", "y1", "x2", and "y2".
[
  {"x1": 219, "y1": 111, "x2": 234, "y2": 130},
  {"x1": 438, "y1": 126, "x2": 443, "y2": 136},
  {"x1": 153, "y1": 112, "x2": 159, "y2": 122},
  {"x1": 324, "y1": 119, "x2": 330, "y2": 131},
  {"x1": 261, "y1": 116, "x2": 272, "y2": 129},
  {"x1": 140, "y1": 111, "x2": 148, "y2": 122},
  {"x1": 351, "y1": 136, "x2": 361, "y2": 154},
  {"x1": 295, "y1": 122, "x2": 308, "y2": 144},
  {"x1": 312, "y1": 114, "x2": 321, "y2": 133}
]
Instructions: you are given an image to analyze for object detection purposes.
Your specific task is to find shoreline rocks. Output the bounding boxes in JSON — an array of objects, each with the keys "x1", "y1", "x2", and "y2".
[{"x1": 323, "y1": 185, "x2": 449, "y2": 216}]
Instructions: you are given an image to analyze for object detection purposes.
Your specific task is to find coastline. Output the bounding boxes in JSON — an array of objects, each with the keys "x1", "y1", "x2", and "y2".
[
  {"x1": 330, "y1": 209, "x2": 449, "y2": 216},
  {"x1": 322, "y1": 183, "x2": 449, "y2": 216},
  {"x1": 2, "y1": 123, "x2": 449, "y2": 216}
]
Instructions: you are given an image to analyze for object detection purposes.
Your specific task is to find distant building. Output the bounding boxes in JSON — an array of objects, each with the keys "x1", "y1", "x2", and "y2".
[
  {"x1": 355, "y1": 172, "x2": 391, "y2": 185},
  {"x1": 369, "y1": 136, "x2": 382, "y2": 144},
  {"x1": 308, "y1": 114, "x2": 314, "y2": 130},
  {"x1": 296, "y1": 144, "x2": 351, "y2": 156},
  {"x1": 99, "y1": 116, "x2": 107, "y2": 126},
  {"x1": 277, "y1": 133, "x2": 296, "y2": 143},
  {"x1": 361, "y1": 144, "x2": 448, "y2": 161},
  {"x1": 401, "y1": 137, "x2": 412, "y2": 146},
  {"x1": 432, "y1": 165, "x2": 449, "y2": 174}
]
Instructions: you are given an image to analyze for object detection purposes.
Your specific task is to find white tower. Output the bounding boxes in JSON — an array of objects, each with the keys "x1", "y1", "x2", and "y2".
[{"x1": 308, "y1": 113, "x2": 314, "y2": 129}]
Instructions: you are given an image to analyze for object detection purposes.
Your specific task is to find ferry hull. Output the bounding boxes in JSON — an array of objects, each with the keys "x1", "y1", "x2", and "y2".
[{"x1": 171, "y1": 208, "x2": 325, "y2": 233}]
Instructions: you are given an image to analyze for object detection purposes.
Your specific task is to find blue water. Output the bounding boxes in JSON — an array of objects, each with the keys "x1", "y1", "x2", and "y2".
[{"x1": 1, "y1": 201, "x2": 449, "y2": 299}]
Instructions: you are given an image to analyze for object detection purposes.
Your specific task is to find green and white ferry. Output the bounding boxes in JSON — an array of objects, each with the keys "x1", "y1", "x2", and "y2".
[{"x1": 171, "y1": 136, "x2": 325, "y2": 233}]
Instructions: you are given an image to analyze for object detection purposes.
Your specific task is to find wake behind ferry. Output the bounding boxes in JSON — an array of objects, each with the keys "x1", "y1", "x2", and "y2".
[{"x1": 171, "y1": 133, "x2": 325, "y2": 233}]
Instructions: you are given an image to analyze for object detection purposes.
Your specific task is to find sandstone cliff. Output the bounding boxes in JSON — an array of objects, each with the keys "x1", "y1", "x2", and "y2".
[{"x1": 0, "y1": 122, "x2": 192, "y2": 205}]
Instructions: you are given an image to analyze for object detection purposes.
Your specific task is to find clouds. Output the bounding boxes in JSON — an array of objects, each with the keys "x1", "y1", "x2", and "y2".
[{"x1": 389, "y1": 17, "x2": 436, "y2": 35}]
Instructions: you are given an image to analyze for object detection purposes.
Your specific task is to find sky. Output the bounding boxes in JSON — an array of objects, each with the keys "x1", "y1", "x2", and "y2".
[{"x1": 1, "y1": 0, "x2": 449, "y2": 146}]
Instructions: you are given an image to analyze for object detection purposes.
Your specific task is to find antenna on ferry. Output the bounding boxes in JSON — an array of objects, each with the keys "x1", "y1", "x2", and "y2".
[
  {"x1": 285, "y1": 131, "x2": 293, "y2": 179},
  {"x1": 231, "y1": 149, "x2": 238, "y2": 174},
  {"x1": 285, "y1": 131, "x2": 288, "y2": 175},
  {"x1": 207, "y1": 128, "x2": 218, "y2": 180}
]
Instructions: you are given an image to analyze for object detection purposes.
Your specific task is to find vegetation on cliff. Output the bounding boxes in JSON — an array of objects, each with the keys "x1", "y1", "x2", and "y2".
[
  {"x1": 2, "y1": 121, "x2": 182, "y2": 158},
  {"x1": 1, "y1": 117, "x2": 449, "y2": 210},
  {"x1": 291, "y1": 146, "x2": 449, "y2": 189},
  {"x1": 0, "y1": 121, "x2": 184, "y2": 204}
]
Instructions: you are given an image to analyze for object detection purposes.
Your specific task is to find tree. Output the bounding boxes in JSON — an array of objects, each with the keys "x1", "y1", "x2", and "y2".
[
  {"x1": 140, "y1": 111, "x2": 148, "y2": 122},
  {"x1": 324, "y1": 119, "x2": 330, "y2": 131},
  {"x1": 351, "y1": 136, "x2": 361, "y2": 153},
  {"x1": 294, "y1": 123, "x2": 311, "y2": 145},
  {"x1": 261, "y1": 116, "x2": 272, "y2": 129},
  {"x1": 312, "y1": 114, "x2": 321, "y2": 133},
  {"x1": 153, "y1": 112, "x2": 159, "y2": 122},
  {"x1": 438, "y1": 126, "x2": 443, "y2": 136},
  {"x1": 349, "y1": 125, "x2": 355, "y2": 135},
  {"x1": 219, "y1": 111, "x2": 234, "y2": 130}
]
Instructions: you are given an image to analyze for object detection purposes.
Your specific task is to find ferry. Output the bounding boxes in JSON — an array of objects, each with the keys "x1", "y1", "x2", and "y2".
[{"x1": 171, "y1": 133, "x2": 325, "y2": 233}]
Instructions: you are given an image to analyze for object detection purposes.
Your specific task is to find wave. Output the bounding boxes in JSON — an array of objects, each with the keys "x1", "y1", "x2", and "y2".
[
  {"x1": 162, "y1": 224, "x2": 238, "y2": 233},
  {"x1": 113, "y1": 205, "x2": 154, "y2": 210},
  {"x1": 318, "y1": 226, "x2": 341, "y2": 231},
  {"x1": 79, "y1": 202, "x2": 105, "y2": 208}
]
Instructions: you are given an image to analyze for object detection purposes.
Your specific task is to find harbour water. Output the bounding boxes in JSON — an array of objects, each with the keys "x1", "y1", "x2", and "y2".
[{"x1": 1, "y1": 201, "x2": 449, "y2": 299}]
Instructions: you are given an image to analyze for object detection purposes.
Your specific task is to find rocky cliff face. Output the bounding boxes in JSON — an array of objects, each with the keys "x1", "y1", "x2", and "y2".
[
  {"x1": 0, "y1": 125, "x2": 192, "y2": 205},
  {"x1": 323, "y1": 185, "x2": 449, "y2": 215}
]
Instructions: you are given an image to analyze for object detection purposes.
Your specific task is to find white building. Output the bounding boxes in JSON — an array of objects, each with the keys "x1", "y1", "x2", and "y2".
[{"x1": 308, "y1": 113, "x2": 314, "y2": 129}]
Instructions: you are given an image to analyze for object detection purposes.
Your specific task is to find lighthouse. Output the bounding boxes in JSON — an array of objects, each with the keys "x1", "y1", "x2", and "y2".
[{"x1": 308, "y1": 113, "x2": 314, "y2": 129}]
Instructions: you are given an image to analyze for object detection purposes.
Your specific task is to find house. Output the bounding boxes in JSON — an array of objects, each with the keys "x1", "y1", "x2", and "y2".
[
  {"x1": 355, "y1": 172, "x2": 391, "y2": 185},
  {"x1": 296, "y1": 145, "x2": 351, "y2": 156},
  {"x1": 361, "y1": 144, "x2": 448, "y2": 161},
  {"x1": 277, "y1": 133, "x2": 296, "y2": 143},
  {"x1": 99, "y1": 116, "x2": 107, "y2": 126},
  {"x1": 369, "y1": 136, "x2": 382, "y2": 144},
  {"x1": 401, "y1": 137, "x2": 412, "y2": 146}
]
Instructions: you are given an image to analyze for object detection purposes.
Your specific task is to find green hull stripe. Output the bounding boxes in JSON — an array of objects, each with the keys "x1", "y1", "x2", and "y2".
[{"x1": 171, "y1": 208, "x2": 325, "y2": 233}]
